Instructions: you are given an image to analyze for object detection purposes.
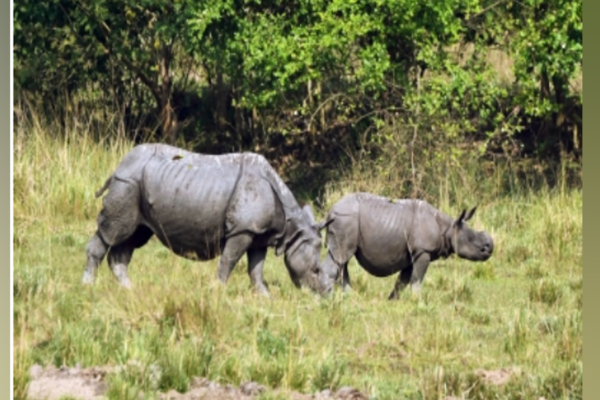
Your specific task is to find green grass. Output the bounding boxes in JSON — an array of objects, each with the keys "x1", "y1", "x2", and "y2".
[{"x1": 14, "y1": 116, "x2": 582, "y2": 400}]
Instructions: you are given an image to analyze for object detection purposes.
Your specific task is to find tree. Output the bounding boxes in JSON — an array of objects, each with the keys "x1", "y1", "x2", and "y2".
[{"x1": 15, "y1": 0, "x2": 199, "y2": 143}]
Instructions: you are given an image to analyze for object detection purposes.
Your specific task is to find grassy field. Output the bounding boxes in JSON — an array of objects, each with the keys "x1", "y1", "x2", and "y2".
[{"x1": 13, "y1": 117, "x2": 582, "y2": 400}]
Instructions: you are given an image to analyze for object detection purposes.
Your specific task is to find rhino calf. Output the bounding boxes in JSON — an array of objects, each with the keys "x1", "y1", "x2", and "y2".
[
  {"x1": 320, "y1": 193, "x2": 494, "y2": 299},
  {"x1": 82, "y1": 143, "x2": 334, "y2": 295}
]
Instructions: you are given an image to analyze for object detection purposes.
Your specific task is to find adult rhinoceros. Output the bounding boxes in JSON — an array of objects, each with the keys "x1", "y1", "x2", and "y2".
[
  {"x1": 82, "y1": 143, "x2": 334, "y2": 295},
  {"x1": 320, "y1": 193, "x2": 494, "y2": 299}
]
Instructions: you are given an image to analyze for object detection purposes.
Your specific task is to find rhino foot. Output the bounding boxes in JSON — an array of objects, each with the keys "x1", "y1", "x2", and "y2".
[
  {"x1": 111, "y1": 263, "x2": 133, "y2": 289},
  {"x1": 120, "y1": 279, "x2": 132, "y2": 289},
  {"x1": 81, "y1": 272, "x2": 95, "y2": 285},
  {"x1": 255, "y1": 286, "x2": 270, "y2": 298}
]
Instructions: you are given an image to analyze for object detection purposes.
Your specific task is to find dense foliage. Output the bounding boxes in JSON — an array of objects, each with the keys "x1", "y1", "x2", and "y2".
[{"x1": 14, "y1": 0, "x2": 582, "y2": 193}]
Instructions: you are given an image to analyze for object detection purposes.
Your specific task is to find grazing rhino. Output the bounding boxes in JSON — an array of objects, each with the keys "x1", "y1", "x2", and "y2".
[
  {"x1": 82, "y1": 143, "x2": 334, "y2": 295},
  {"x1": 320, "y1": 193, "x2": 494, "y2": 299}
]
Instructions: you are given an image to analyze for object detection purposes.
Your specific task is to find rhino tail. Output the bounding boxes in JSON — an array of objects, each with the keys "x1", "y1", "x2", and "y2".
[{"x1": 95, "y1": 175, "x2": 113, "y2": 198}]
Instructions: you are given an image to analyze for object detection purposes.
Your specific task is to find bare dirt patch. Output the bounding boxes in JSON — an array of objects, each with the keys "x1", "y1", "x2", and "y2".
[
  {"x1": 27, "y1": 364, "x2": 111, "y2": 400},
  {"x1": 26, "y1": 364, "x2": 369, "y2": 400},
  {"x1": 474, "y1": 367, "x2": 522, "y2": 386}
]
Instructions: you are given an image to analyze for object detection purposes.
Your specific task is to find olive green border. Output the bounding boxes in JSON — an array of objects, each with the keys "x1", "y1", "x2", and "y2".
[
  {"x1": 7, "y1": 1, "x2": 13, "y2": 397},
  {"x1": 583, "y1": 1, "x2": 592, "y2": 399}
]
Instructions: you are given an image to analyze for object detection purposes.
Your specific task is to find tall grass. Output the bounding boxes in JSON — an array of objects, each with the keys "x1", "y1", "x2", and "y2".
[
  {"x1": 14, "y1": 99, "x2": 133, "y2": 227},
  {"x1": 14, "y1": 102, "x2": 582, "y2": 400}
]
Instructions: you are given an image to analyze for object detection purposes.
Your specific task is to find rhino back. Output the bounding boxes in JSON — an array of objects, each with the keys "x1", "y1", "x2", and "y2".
[{"x1": 110, "y1": 144, "x2": 193, "y2": 181}]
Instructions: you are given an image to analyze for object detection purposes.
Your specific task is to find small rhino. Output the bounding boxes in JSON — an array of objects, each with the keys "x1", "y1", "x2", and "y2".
[{"x1": 320, "y1": 193, "x2": 494, "y2": 299}]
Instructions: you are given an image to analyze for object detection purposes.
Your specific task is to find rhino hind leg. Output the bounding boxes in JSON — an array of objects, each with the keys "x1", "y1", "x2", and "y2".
[
  {"x1": 323, "y1": 222, "x2": 358, "y2": 291},
  {"x1": 82, "y1": 232, "x2": 109, "y2": 285},
  {"x1": 247, "y1": 247, "x2": 269, "y2": 296},
  {"x1": 83, "y1": 179, "x2": 147, "y2": 286},
  {"x1": 107, "y1": 226, "x2": 154, "y2": 288},
  {"x1": 96, "y1": 179, "x2": 142, "y2": 245},
  {"x1": 108, "y1": 243, "x2": 134, "y2": 288},
  {"x1": 217, "y1": 233, "x2": 254, "y2": 285}
]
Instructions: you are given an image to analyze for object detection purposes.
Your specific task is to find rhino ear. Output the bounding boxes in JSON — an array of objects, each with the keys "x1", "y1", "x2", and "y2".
[
  {"x1": 275, "y1": 241, "x2": 285, "y2": 257},
  {"x1": 316, "y1": 217, "x2": 335, "y2": 231},
  {"x1": 276, "y1": 229, "x2": 304, "y2": 257},
  {"x1": 302, "y1": 204, "x2": 316, "y2": 225},
  {"x1": 464, "y1": 205, "x2": 478, "y2": 222},
  {"x1": 275, "y1": 234, "x2": 290, "y2": 257},
  {"x1": 455, "y1": 209, "x2": 467, "y2": 226}
]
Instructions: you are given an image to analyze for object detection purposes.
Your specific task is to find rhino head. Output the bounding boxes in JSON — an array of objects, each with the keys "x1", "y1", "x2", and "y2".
[
  {"x1": 447, "y1": 206, "x2": 494, "y2": 261},
  {"x1": 276, "y1": 205, "x2": 335, "y2": 294}
]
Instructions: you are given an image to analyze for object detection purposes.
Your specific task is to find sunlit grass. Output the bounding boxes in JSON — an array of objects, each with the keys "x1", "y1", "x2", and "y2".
[{"x1": 14, "y1": 106, "x2": 582, "y2": 400}]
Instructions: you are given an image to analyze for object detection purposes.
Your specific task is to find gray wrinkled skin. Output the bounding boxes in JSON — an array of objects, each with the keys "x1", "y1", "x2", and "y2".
[
  {"x1": 82, "y1": 143, "x2": 334, "y2": 295},
  {"x1": 320, "y1": 193, "x2": 494, "y2": 299}
]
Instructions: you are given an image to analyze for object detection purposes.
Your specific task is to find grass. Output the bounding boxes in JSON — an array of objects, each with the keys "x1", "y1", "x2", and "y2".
[{"x1": 13, "y1": 111, "x2": 582, "y2": 400}]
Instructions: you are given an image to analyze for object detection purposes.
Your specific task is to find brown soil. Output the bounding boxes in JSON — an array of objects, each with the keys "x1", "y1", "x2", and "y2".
[
  {"x1": 26, "y1": 364, "x2": 369, "y2": 400},
  {"x1": 27, "y1": 364, "x2": 111, "y2": 400},
  {"x1": 474, "y1": 367, "x2": 522, "y2": 386},
  {"x1": 26, "y1": 364, "x2": 532, "y2": 400}
]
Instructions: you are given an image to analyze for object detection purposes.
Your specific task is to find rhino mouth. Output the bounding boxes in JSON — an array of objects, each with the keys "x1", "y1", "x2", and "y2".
[
  {"x1": 286, "y1": 265, "x2": 331, "y2": 296},
  {"x1": 474, "y1": 245, "x2": 493, "y2": 261},
  {"x1": 309, "y1": 275, "x2": 335, "y2": 296},
  {"x1": 459, "y1": 245, "x2": 493, "y2": 262},
  {"x1": 318, "y1": 277, "x2": 335, "y2": 296},
  {"x1": 481, "y1": 239, "x2": 494, "y2": 258}
]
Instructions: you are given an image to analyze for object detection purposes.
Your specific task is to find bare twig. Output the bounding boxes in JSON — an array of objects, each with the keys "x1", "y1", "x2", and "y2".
[
  {"x1": 464, "y1": 0, "x2": 512, "y2": 27},
  {"x1": 307, "y1": 93, "x2": 344, "y2": 133},
  {"x1": 411, "y1": 66, "x2": 421, "y2": 198}
]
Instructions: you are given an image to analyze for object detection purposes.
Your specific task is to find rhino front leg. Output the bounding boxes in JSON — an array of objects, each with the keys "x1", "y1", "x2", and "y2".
[
  {"x1": 388, "y1": 254, "x2": 432, "y2": 300},
  {"x1": 389, "y1": 253, "x2": 432, "y2": 300},
  {"x1": 107, "y1": 243, "x2": 134, "y2": 288},
  {"x1": 82, "y1": 232, "x2": 109, "y2": 285},
  {"x1": 247, "y1": 247, "x2": 269, "y2": 296},
  {"x1": 409, "y1": 253, "x2": 431, "y2": 295},
  {"x1": 218, "y1": 233, "x2": 253, "y2": 285},
  {"x1": 321, "y1": 253, "x2": 345, "y2": 291},
  {"x1": 341, "y1": 263, "x2": 352, "y2": 292}
]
